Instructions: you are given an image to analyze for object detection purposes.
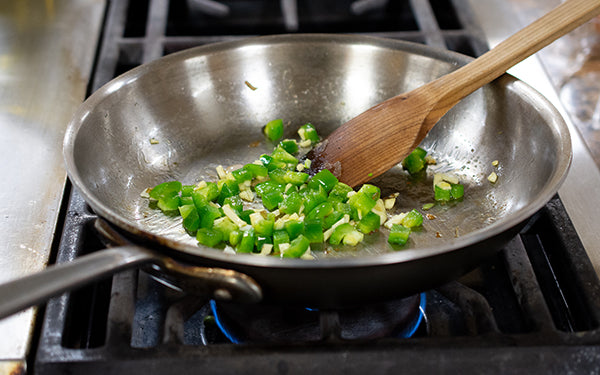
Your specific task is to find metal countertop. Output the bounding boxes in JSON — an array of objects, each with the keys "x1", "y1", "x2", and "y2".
[
  {"x1": 0, "y1": 0, "x2": 104, "y2": 369},
  {"x1": 469, "y1": 0, "x2": 600, "y2": 276}
]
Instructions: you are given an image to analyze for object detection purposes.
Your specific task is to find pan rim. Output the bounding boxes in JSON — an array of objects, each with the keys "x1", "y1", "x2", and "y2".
[{"x1": 63, "y1": 33, "x2": 572, "y2": 269}]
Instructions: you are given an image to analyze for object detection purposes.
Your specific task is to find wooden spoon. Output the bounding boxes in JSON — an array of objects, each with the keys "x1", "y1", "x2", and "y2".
[{"x1": 307, "y1": 0, "x2": 600, "y2": 187}]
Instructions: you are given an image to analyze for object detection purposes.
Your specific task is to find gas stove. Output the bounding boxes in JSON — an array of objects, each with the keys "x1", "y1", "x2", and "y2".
[{"x1": 2, "y1": 0, "x2": 600, "y2": 374}]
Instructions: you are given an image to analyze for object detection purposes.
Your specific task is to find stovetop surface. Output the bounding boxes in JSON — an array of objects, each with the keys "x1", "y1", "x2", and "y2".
[{"x1": 28, "y1": 0, "x2": 600, "y2": 373}]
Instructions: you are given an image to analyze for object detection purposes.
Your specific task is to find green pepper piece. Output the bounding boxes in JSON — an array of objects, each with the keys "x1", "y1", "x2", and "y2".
[
  {"x1": 302, "y1": 185, "x2": 328, "y2": 213},
  {"x1": 284, "y1": 170, "x2": 309, "y2": 186},
  {"x1": 402, "y1": 209, "x2": 423, "y2": 228},
  {"x1": 348, "y1": 192, "x2": 377, "y2": 218},
  {"x1": 284, "y1": 220, "x2": 304, "y2": 239},
  {"x1": 306, "y1": 202, "x2": 334, "y2": 225},
  {"x1": 238, "y1": 209, "x2": 254, "y2": 225},
  {"x1": 422, "y1": 202, "x2": 435, "y2": 210},
  {"x1": 268, "y1": 168, "x2": 287, "y2": 184},
  {"x1": 149, "y1": 181, "x2": 182, "y2": 200},
  {"x1": 243, "y1": 163, "x2": 269, "y2": 178},
  {"x1": 196, "y1": 182, "x2": 219, "y2": 202},
  {"x1": 434, "y1": 181, "x2": 452, "y2": 201},
  {"x1": 181, "y1": 185, "x2": 195, "y2": 197},
  {"x1": 217, "y1": 180, "x2": 239, "y2": 205},
  {"x1": 255, "y1": 180, "x2": 285, "y2": 197},
  {"x1": 451, "y1": 183, "x2": 464, "y2": 200},
  {"x1": 236, "y1": 228, "x2": 256, "y2": 253},
  {"x1": 323, "y1": 210, "x2": 345, "y2": 230},
  {"x1": 279, "y1": 191, "x2": 303, "y2": 215},
  {"x1": 329, "y1": 223, "x2": 356, "y2": 245},
  {"x1": 198, "y1": 204, "x2": 222, "y2": 229},
  {"x1": 328, "y1": 182, "x2": 353, "y2": 202},
  {"x1": 251, "y1": 214, "x2": 274, "y2": 237},
  {"x1": 332, "y1": 201, "x2": 355, "y2": 217},
  {"x1": 271, "y1": 145, "x2": 298, "y2": 164},
  {"x1": 197, "y1": 228, "x2": 224, "y2": 247},
  {"x1": 150, "y1": 181, "x2": 182, "y2": 212},
  {"x1": 222, "y1": 195, "x2": 243, "y2": 213},
  {"x1": 180, "y1": 196, "x2": 194, "y2": 206},
  {"x1": 281, "y1": 235, "x2": 310, "y2": 258},
  {"x1": 388, "y1": 224, "x2": 411, "y2": 245},
  {"x1": 232, "y1": 167, "x2": 253, "y2": 184},
  {"x1": 357, "y1": 211, "x2": 382, "y2": 234},
  {"x1": 298, "y1": 123, "x2": 320, "y2": 144},
  {"x1": 157, "y1": 195, "x2": 181, "y2": 212},
  {"x1": 304, "y1": 219, "x2": 324, "y2": 243},
  {"x1": 308, "y1": 169, "x2": 339, "y2": 193},
  {"x1": 358, "y1": 184, "x2": 381, "y2": 201},
  {"x1": 263, "y1": 118, "x2": 284, "y2": 142},
  {"x1": 261, "y1": 190, "x2": 284, "y2": 211},
  {"x1": 255, "y1": 236, "x2": 273, "y2": 253},
  {"x1": 402, "y1": 147, "x2": 427, "y2": 174},
  {"x1": 229, "y1": 230, "x2": 242, "y2": 246},
  {"x1": 178, "y1": 204, "x2": 200, "y2": 233},
  {"x1": 259, "y1": 154, "x2": 287, "y2": 171},
  {"x1": 273, "y1": 230, "x2": 290, "y2": 253},
  {"x1": 284, "y1": 183, "x2": 298, "y2": 195},
  {"x1": 278, "y1": 139, "x2": 298, "y2": 154},
  {"x1": 213, "y1": 217, "x2": 238, "y2": 240},
  {"x1": 192, "y1": 190, "x2": 209, "y2": 210}
]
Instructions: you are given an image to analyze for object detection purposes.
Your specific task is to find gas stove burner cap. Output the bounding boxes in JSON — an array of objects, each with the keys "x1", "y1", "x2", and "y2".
[{"x1": 210, "y1": 293, "x2": 426, "y2": 344}]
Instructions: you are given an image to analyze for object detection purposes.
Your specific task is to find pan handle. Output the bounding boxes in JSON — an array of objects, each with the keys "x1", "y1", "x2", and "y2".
[
  {"x1": 0, "y1": 246, "x2": 154, "y2": 320},
  {"x1": 0, "y1": 245, "x2": 263, "y2": 320}
]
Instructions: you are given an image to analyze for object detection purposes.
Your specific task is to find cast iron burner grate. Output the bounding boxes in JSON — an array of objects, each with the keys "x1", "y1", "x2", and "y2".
[
  {"x1": 32, "y1": 0, "x2": 600, "y2": 373},
  {"x1": 34, "y1": 190, "x2": 600, "y2": 374}
]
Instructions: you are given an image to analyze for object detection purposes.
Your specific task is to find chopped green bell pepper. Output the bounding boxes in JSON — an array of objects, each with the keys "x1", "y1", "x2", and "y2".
[
  {"x1": 259, "y1": 154, "x2": 287, "y2": 171},
  {"x1": 281, "y1": 234, "x2": 310, "y2": 258},
  {"x1": 357, "y1": 211, "x2": 381, "y2": 234},
  {"x1": 236, "y1": 228, "x2": 256, "y2": 253},
  {"x1": 279, "y1": 191, "x2": 303, "y2": 215},
  {"x1": 198, "y1": 204, "x2": 222, "y2": 229},
  {"x1": 308, "y1": 169, "x2": 338, "y2": 193},
  {"x1": 298, "y1": 123, "x2": 320, "y2": 144},
  {"x1": 278, "y1": 139, "x2": 298, "y2": 154},
  {"x1": 264, "y1": 118, "x2": 284, "y2": 142},
  {"x1": 434, "y1": 181, "x2": 452, "y2": 201},
  {"x1": 402, "y1": 147, "x2": 427, "y2": 174},
  {"x1": 271, "y1": 145, "x2": 298, "y2": 164},
  {"x1": 197, "y1": 228, "x2": 224, "y2": 247},
  {"x1": 178, "y1": 204, "x2": 200, "y2": 232},
  {"x1": 402, "y1": 209, "x2": 423, "y2": 228},
  {"x1": 328, "y1": 182, "x2": 353, "y2": 202},
  {"x1": 272, "y1": 230, "x2": 290, "y2": 253},
  {"x1": 329, "y1": 223, "x2": 363, "y2": 246},
  {"x1": 451, "y1": 183, "x2": 464, "y2": 200},
  {"x1": 388, "y1": 224, "x2": 410, "y2": 245},
  {"x1": 284, "y1": 219, "x2": 304, "y2": 239},
  {"x1": 304, "y1": 219, "x2": 324, "y2": 243},
  {"x1": 302, "y1": 185, "x2": 328, "y2": 213},
  {"x1": 150, "y1": 181, "x2": 182, "y2": 212}
]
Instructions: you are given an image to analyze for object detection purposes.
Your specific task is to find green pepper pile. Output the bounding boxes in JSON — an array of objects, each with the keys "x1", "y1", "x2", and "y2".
[{"x1": 146, "y1": 120, "x2": 433, "y2": 259}]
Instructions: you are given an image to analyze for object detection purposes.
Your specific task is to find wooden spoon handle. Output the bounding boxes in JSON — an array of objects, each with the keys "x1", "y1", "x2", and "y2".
[{"x1": 427, "y1": 0, "x2": 600, "y2": 123}]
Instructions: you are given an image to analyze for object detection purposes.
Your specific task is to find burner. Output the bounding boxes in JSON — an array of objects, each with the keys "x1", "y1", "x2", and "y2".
[{"x1": 209, "y1": 293, "x2": 426, "y2": 343}]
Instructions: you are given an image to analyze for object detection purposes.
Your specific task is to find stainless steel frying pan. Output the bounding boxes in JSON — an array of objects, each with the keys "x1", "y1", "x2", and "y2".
[{"x1": 0, "y1": 34, "x2": 571, "y2": 318}]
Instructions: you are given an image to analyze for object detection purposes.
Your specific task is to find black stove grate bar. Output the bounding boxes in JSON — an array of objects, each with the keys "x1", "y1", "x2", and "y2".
[{"x1": 93, "y1": 0, "x2": 487, "y2": 92}]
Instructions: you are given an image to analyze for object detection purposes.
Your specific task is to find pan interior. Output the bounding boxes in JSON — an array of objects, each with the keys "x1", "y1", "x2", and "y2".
[{"x1": 67, "y1": 36, "x2": 570, "y2": 260}]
